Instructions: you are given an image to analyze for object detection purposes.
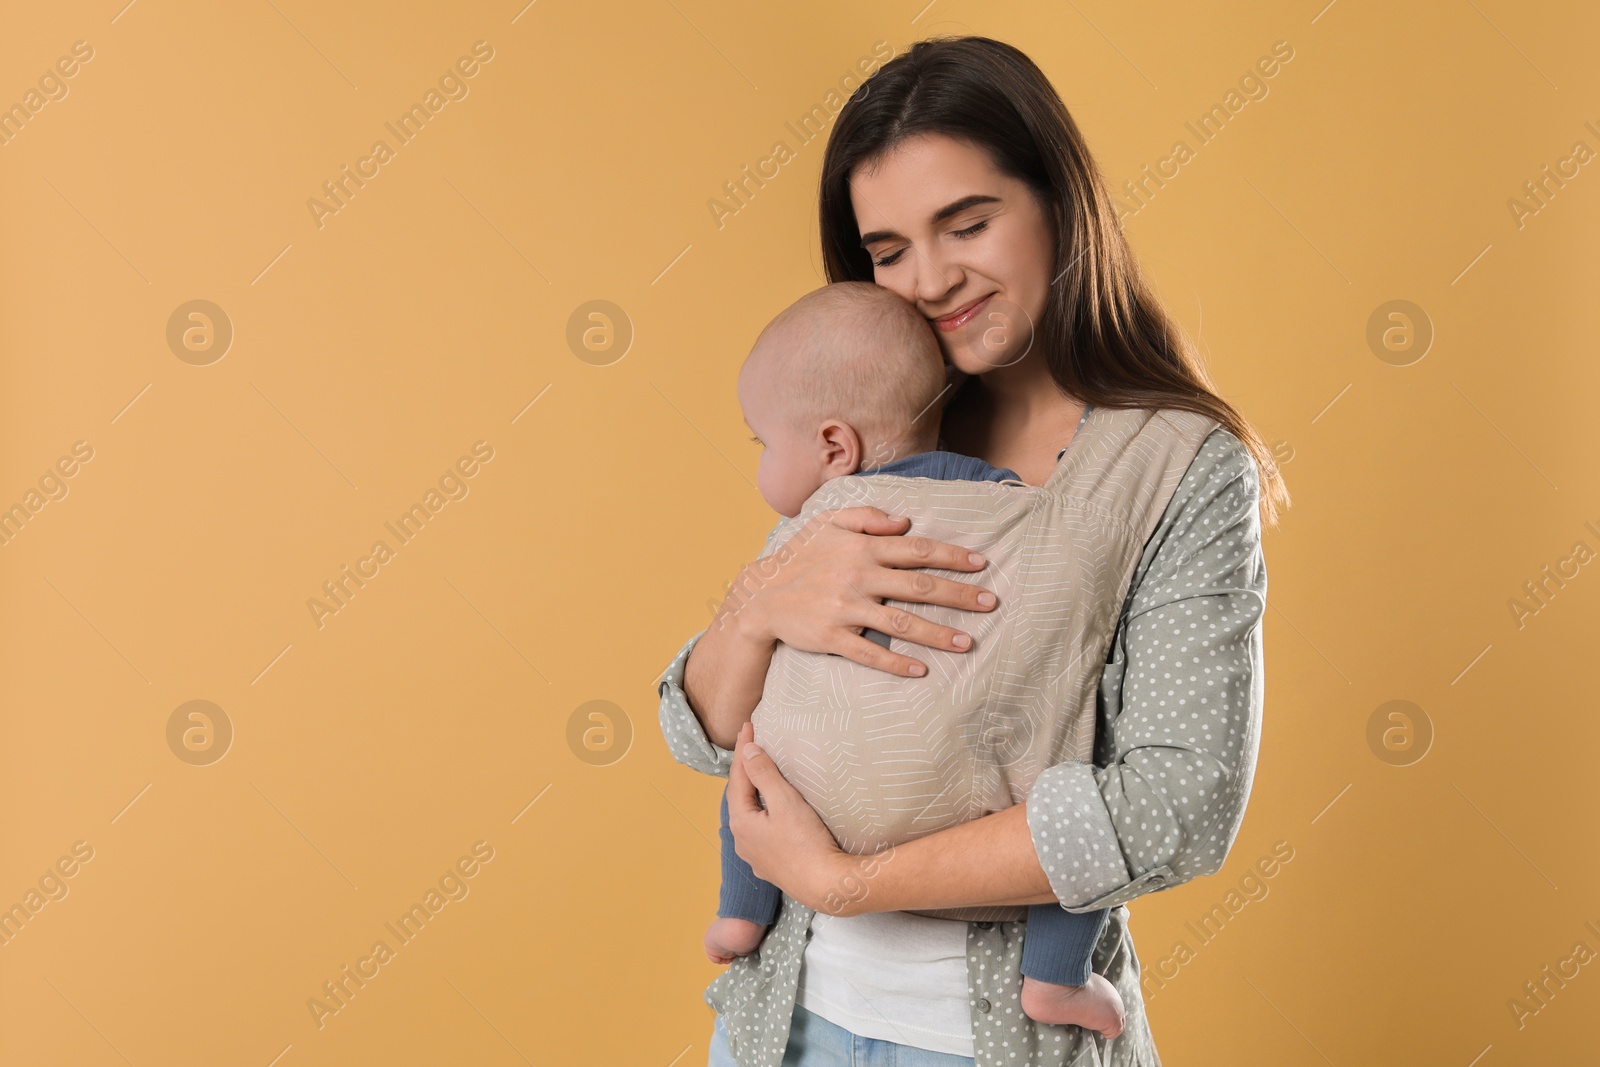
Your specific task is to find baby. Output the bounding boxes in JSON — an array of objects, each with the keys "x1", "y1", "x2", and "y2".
[{"x1": 703, "y1": 281, "x2": 1124, "y2": 1039}]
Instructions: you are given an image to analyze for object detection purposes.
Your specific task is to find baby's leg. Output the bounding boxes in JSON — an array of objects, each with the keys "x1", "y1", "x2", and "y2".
[
  {"x1": 707, "y1": 782, "x2": 781, "y2": 964},
  {"x1": 1017, "y1": 904, "x2": 1125, "y2": 1038}
]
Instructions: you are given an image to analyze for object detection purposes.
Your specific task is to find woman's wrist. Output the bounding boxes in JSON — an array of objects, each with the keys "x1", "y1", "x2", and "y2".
[{"x1": 719, "y1": 558, "x2": 777, "y2": 644}]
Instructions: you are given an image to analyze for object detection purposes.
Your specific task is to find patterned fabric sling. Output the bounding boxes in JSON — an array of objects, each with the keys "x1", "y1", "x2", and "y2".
[{"x1": 749, "y1": 405, "x2": 1219, "y2": 921}]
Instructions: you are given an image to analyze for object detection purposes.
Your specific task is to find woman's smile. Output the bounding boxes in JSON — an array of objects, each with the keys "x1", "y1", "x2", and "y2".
[{"x1": 932, "y1": 293, "x2": 994, "y2": 332}]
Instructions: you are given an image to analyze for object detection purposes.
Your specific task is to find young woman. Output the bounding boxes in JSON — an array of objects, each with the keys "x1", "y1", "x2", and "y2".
[{"x1": 658, "y1": 35, "x2": 1287, "y2": 1067}]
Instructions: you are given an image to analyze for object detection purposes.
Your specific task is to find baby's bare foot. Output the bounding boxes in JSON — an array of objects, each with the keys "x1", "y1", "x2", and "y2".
[
  {"x1": 704, "y1": 917, "x2": 769, "y2": 965},
  {"x1": 1020, "y1": 973, "x2": 1126, "y2": 1039}
]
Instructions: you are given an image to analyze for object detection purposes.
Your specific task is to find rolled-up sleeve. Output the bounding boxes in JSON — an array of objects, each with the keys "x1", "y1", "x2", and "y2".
[
  {"x1": 657, "y1": 629, "x2": 737, "y2": 779},
  {"x1": 1027, "y1": 431, "x2": 1267, "y2": 912}
]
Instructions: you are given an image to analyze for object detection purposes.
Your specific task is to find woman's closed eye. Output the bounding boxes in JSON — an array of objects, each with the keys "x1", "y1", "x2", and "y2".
[{"x1": 871, "y1": 219, "x2": 989, "y2": 268}]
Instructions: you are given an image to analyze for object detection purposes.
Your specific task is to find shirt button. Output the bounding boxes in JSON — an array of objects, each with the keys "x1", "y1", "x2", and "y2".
[
  {"x1": 975, "y1": 921, "x2": 993, "y2": 930},
  {"x1": 977, "y1": 998, "x2": 991, "y2": 1013}
]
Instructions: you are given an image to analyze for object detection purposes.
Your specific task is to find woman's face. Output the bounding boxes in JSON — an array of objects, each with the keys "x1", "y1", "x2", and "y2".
[{"x1": 850, "y1": 133, "x2": 1057, "y2": 377}]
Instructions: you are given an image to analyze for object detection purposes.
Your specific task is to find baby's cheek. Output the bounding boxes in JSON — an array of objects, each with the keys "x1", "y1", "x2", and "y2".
[{"x1": 755, "y1": 460, "x2": 784, "y2": 514}]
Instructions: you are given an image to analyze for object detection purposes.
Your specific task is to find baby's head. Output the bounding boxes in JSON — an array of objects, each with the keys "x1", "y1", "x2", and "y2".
[{"x1": 738, "y1": 282, "x2": 948, "y2": 517}]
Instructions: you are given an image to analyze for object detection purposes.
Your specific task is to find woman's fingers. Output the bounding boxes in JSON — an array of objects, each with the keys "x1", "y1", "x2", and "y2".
[
  {"x1": 865, "y1": 607, "x2": 977, "y2": 661},
  {"x1": 814, "y1": 507, "x2": 1001, "y2": 659},
  {"x1": 816, "y1": 505, "x2": 913, "y2": 536},
  {"x1": 737, "y1": 731, "x2": 797, "y2": 804},
  {"x1": 833, "y1": 632, "x2": 936, "y2": 677},
  {"x1": 848, "y1": 544, "x2": 999, "y2": 656},
  {"x1": 726, "y1": 722, "x2": 764, "y2": 821},
  {"x1": 746, "y1": 505, "x2": 1003, "y2": 671},
  {"x1": 868, "y1": 524, "x2": 992, "y2": 573},
  {"x1": 729, "y1": 720, "x2": 807, "y2": 819},
  {"x1": 826, "y1": 507, "x2": 991, "y2": 575},
  {"x1": 823, "y1": 507, "x2": 998, "y2": 615},
  {"x1": 869, "y1": 566, "x2": 998, "y2": 614}
]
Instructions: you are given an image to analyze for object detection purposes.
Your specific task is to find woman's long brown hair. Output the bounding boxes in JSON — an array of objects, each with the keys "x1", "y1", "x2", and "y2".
[{"x1": 819, "y1": 35, "x2": 1289, "y2": 528}]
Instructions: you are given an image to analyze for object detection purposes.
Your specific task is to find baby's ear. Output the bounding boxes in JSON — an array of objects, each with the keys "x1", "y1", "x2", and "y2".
[{"x1": 816, "y1": 428, "x2": 866, "y2": 483}]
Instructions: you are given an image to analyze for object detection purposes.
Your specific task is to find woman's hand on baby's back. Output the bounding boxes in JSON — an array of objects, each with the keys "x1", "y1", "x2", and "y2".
[{"x1": 728, "y1": 505, "x2": 997, "y2": 677}]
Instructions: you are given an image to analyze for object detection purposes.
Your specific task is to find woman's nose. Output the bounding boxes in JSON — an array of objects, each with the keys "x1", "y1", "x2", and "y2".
[{"x1": 913, "y1": 245, "x2": 960, "y2": 305}]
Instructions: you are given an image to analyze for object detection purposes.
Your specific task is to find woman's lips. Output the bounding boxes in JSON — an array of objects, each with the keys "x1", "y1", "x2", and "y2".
[{"x1": 933, "y1": 294, "x2": 992, "y2": 332}]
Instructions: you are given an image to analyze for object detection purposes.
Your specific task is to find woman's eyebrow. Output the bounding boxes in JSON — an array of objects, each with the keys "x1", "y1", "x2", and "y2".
[{"x1": 857, "y1": 194, "x2": 1001, "y2": 248}]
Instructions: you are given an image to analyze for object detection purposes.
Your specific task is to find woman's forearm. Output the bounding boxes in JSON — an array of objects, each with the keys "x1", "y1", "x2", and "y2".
[
  {"x1": 838, "y1": 801, "x2": 1060, "y2": 914},
  {"x1": 682, "y1": 579, "x2": 778, "y2": 752}
]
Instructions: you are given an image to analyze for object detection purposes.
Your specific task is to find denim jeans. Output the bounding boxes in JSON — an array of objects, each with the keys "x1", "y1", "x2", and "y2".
[{"x1": 708, "y1": 1001, "x2": 977, "y2": 1067}]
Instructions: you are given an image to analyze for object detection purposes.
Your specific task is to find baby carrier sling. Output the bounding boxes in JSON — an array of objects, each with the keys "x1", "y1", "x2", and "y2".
[{"x1": 748, "y1": 405, "x2": 1220, "y2": 922}]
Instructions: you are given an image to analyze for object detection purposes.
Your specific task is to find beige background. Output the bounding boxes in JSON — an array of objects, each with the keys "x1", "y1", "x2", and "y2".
[{"x1": 1, "y1": 1, "x2": 1596, "y2": 1063}]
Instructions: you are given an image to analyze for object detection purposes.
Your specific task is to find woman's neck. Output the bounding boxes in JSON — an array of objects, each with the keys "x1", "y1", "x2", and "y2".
[{"x1": 941, "y1": 365, "x2": 1085, "y2": 486}]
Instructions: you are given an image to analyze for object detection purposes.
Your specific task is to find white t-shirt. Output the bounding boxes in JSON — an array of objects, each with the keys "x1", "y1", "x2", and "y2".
[{"x1": 795, "y1": 910, "x2": 975, "y2": 1057}]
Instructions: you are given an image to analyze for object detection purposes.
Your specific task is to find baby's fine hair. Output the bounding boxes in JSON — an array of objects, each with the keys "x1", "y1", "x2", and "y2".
[{"x1": 749, "y1": 282, "x2": 948, "y2": 464}]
